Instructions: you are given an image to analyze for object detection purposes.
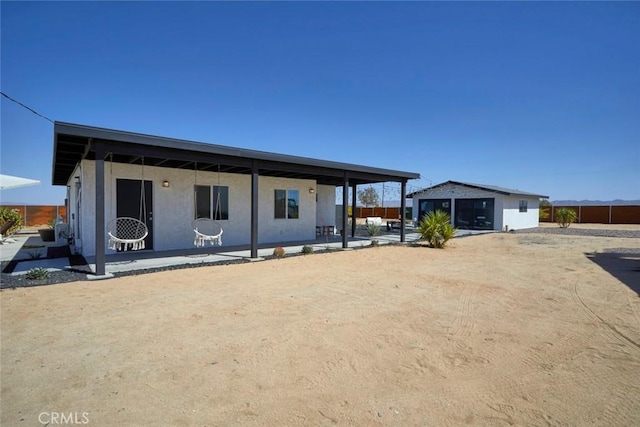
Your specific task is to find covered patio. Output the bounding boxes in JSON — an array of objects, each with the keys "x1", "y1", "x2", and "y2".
[{"x1": 52, "y1": 122, "x2": 420, "y2": 277}]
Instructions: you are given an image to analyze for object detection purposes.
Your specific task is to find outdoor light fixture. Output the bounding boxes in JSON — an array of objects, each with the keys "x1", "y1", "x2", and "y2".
[
  {"x1": 162, "y1": 180, "x2": 170, "y2": 188},
  {"x1": 309, "y1": 188, "x2": 316, "y2": 194}
]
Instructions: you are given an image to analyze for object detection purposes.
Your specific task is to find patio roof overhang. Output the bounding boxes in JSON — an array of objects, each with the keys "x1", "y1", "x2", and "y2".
[
  {"x1": 52, "y1": 121, "x2": 420, "y2": 277},
  {"x1": 52, "y1": 122, "x2": 420, "y2": 187}
]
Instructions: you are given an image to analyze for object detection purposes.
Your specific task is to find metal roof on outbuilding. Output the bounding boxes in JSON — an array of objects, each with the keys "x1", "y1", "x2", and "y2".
[
  {"x1": 407, "y1": 180, "x2": 548, "y2": 199},
  {"x1": 52, "y1": 122, "x2": 420, "y2": 187}
]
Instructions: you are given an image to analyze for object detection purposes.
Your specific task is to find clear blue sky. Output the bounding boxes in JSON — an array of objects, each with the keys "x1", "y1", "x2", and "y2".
[{"x1": 1, "y1": 1, "x2": 639, "y2": 205}]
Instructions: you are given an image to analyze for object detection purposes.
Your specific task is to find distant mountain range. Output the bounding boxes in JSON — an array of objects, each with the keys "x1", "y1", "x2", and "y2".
[{"x1": 551, "y1": 200, "x2": 640, "y2": 206}]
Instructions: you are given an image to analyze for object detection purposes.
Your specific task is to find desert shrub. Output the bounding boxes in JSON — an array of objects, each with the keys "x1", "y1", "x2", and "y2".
[
  {"x1": 25, "y1": 267, "x2": 49, "y2": 280},
  {"x1": 556, "y1": 208, "x2": 577, "y2": 228},
  {"x1": 539, "y1": 207, "x2": 550, "y2": 221},
  {"x1": 365, "y1": 222, "x2": 380, "y2": 237},
  {"x1": 0, "y1": 207, "x2": 24, "y2": 237},
  {"x1": 273, "y1": 246, "x2": 286, "y2": 258},
  {"x1": 370, "y1": 239, "x2": 380, "y2": 247},
  {"x1": 418, "y1": 210, "x2": 456, "y2": 248},
  {"x1": 301, "y1": 245, "x2": 314, "y2": 254}
]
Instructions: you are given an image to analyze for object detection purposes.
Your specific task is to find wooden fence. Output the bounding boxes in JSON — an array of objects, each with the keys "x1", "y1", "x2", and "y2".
[
  {"x1": 355, "y1": 207, "x2": 413, "y2": 219},
  {"x1": 0, "y1": 205, "x2": 67, "y2": 227},
  {"x1": 540, "y1": 205, "x2": 640, "y2": 224}
]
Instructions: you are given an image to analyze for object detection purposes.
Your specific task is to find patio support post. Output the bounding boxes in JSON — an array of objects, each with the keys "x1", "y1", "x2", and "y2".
[
  {"x1": 400, "y1": 180, "x2": 407, "y2": 242},
  {"x1": 342, "y1": 172, "x2": 349, "y2": 248},
  {"x1": 250, "y1": 160, "x2": 259, "y2": 258},
  {"x1": 351, "y1": 184, "x2": 357, "y2": 237},
  {"x1": 94, "y1": 141, "x2": 106, "y2": 276}
]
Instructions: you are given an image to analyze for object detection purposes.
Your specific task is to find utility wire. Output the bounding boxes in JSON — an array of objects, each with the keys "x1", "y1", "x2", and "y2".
[{"x1": 1, "y1": 91, "x2": 54, "y2": 124}]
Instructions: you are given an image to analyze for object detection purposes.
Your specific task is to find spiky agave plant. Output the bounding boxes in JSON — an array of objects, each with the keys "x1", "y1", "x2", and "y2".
[{"x1": 418, "y1": 210, "x2": 456, "y2": 248}]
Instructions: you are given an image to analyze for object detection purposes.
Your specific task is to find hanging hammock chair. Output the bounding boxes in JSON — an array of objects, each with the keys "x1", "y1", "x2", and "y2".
[
  {"x1": 193, "y1": 218, "x2": 223, "y2": 247},
  {"x1": 108, "y1": 217, "x2": 149, "y2": 251},
  {"x1": 107, "y1": 154, "x2": 149, "y2": 251},
  {"x1": 193, "y1": 162, "x2": 224, "y2": 247}
]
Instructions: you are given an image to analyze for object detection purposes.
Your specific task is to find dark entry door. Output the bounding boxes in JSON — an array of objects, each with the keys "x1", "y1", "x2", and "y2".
[
  {"x1": 455, "y1": 198, "x2": 494, "y2": 230},
  {"x1": 418, "y1": 199, "x2": 452, "y2": 222},
  {"x1": 116, "y1": 179, "x2": 153, "y2": 250}
]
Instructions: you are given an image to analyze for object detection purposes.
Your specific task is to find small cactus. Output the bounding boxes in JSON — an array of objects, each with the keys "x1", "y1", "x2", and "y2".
[{"x1": 301, "y1": 245, "x2": 314, "y2": 254}]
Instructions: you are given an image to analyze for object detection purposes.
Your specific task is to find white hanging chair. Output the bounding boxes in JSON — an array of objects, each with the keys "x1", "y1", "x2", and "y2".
[
  {"x1": 193, "y1": 218, "x2": 223, "y2": 247},
  {"x1": 107, "y1": 217, "x2": 149, "y2": 251},
  {"x1": 107, "y1": 154, "x2": 149, "y2": 252},
  {"x1": 192, "y1": 163, "x2": 225, "y2": 247}
]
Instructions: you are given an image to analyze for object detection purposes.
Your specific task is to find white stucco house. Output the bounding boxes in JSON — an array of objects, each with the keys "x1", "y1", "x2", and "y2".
[
  {"x1": 52, "y1": 122, "x2": 419, "y2": 275},
  {"x1": 407, "y1": 181, "x2": 548, "y2": 231}
]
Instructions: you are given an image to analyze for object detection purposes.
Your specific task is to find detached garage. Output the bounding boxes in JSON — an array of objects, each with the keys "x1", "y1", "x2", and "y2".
[{"x1": 408, "y1": 181, "x2": 548, "y2": 231}]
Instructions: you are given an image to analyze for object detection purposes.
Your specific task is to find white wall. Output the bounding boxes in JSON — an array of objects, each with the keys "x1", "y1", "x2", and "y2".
[
  {"x1": 411, "y1": 183, "x2": 541, "y2": 231},
  {"x1": 257, "y1": 176, "x2": 316, "y2": 244},
  {"x1": 501, "y1": 195, "x2": 541, "y2": 230},
  {"x1": 74, "y1": 160, "x2": 329, "y2": 257},
  {"x1": 316, "y1": 185, "x2": 336, "y2": 228}
]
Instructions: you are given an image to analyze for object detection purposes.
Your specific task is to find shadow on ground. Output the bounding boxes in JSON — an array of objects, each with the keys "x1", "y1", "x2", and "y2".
[{"x1": 586, "y1": 249, "x2": 640, "y2": 296}]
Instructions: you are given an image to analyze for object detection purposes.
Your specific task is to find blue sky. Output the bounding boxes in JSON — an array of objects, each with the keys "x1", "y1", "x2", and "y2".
[{"x1": 1, "y1": 1, "x2": 639, "y2": 205}]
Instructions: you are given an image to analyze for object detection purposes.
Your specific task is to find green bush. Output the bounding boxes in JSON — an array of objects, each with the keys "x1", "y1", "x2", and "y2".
[
  {"x1": 0, "y1": 207, "x2": 24, "y2": 237},
  {"x1": 301, "y1": 245, "x2": 314, "y2": 254},
  {"x1": 539, "y1": 207, "x2": 550, "y2": 221},
  {"x1": 418, "y1": 210, "x2": 456, "y2": 248},
  {"x1": 556, "y1": 208, "x2": 577, "y2": 228}
]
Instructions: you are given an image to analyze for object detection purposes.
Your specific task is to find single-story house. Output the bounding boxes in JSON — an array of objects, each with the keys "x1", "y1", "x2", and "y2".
[
  {"x1": 52, "y1": 122, "x2": 420, "y2": 275},
  {"x1": 407, "y1": 180, "x2": 548, "y2": 231}
]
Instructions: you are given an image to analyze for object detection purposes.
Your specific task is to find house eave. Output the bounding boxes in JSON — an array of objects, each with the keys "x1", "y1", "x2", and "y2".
[
  {"x1": 52, "y1": 122, "x2": 420, "y2": 187},
  {"x1": 406, "y1": 180, "x2": 548, "y2": 199}
]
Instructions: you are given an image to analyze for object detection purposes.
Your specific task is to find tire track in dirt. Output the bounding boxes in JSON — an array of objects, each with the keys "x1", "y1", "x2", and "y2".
[
  {"x1": 448, "y1": 282, "x2": 480, "y2": 338},
  {"x1": 623, "y1": 285, "x2": 640, "y2": 329},
  {"x1": 572, "y1": 281, "x2": 640, "y2": 353}
]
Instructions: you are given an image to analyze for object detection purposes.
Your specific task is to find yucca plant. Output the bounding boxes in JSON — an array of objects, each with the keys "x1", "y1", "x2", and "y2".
[
  {"x1": 365, "y1": 222, "x2": 380, "y2": 237},
  {"x1": 556, "y1": 208, "x2": 577, "y2": 228},
  {"x1": 418, "y1": 210, "x2": 456, "y2": 248},
  {"x1": 25, "y1": 267, "x2": 49, "y2": 281}
]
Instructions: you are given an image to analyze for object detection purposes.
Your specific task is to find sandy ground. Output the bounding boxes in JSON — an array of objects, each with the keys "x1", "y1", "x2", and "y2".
[{"x1": 1, "y1": 230, "x2": 639, "y2": 426}]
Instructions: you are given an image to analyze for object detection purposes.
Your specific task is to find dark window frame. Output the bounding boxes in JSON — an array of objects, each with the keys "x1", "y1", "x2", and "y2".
[
  {"x1": 274, "y1": 189, "x2": 299, "y2": 219},
  {"x1": 519, "y1": 200, "x2": 528, "y2": 213},
  {"x1": 194, "y1": 185, "x2": 229, "y2": 220}
]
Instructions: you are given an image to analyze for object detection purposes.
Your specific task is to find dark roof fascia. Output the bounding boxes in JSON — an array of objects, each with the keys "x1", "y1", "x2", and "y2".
[
  {"x1": 53, "y1": 122, "x2": 420, "y2": 185},
  {"x1": 407, "y1": 180, "x2": 548, "y2": 199}
]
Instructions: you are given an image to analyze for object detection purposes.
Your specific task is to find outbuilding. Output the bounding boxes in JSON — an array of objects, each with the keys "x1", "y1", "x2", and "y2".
[
  {"x1": 408, "y1": 180, "x2": 548, "y2": 231},
  {"x1": 52, "y1": 122, "x2": 420, "y2": 276}
]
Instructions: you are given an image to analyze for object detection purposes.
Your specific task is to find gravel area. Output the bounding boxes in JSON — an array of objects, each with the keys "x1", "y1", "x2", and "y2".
[
  {"x1": 0, "y1": 257, "x2": 251, "y2": 290},
  {"x1": 513, "y1": 226, "x2": 640, "y2": 239},
  {"x1": 2, "y1": 226, "x2": 637, "y2": 289},
  {"x1": 0, "y1": 247, "x2": 354, "y2": 289}
]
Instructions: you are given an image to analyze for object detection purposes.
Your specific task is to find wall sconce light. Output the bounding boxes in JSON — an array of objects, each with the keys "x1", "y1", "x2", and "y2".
[
  {"x1": 162, "y1": 180, "x2": 170, "y2": 188},
  {"x1": 309, "y1": 188, "x2": 316, "y2": 194}
]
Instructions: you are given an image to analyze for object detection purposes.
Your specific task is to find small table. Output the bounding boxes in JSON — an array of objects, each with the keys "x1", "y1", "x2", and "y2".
[{"x1": 386, "y1": 220, "x2": 402, "y2": 231}]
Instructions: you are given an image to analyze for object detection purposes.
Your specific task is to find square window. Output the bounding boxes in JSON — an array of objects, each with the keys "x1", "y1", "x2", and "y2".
[
  {"x1": 195, "y1": 185, "x2": 229, "y2": 220},
  {"x1": 275, "y1": 189, "x2": 299, "y2": 219},
  {"x1": 519, "y1": 200, "x2": 528, "y2": 213}
]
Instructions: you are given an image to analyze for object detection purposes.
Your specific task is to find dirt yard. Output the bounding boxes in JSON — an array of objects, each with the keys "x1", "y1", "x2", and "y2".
[{"x1": 2, "y1": 230, "x2": 639, "y2": 426}]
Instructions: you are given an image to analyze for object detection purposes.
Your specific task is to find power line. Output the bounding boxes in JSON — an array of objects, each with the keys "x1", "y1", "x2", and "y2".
[{"x1": 1, "y1": 91, "x2": 54, "y2": 124}]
